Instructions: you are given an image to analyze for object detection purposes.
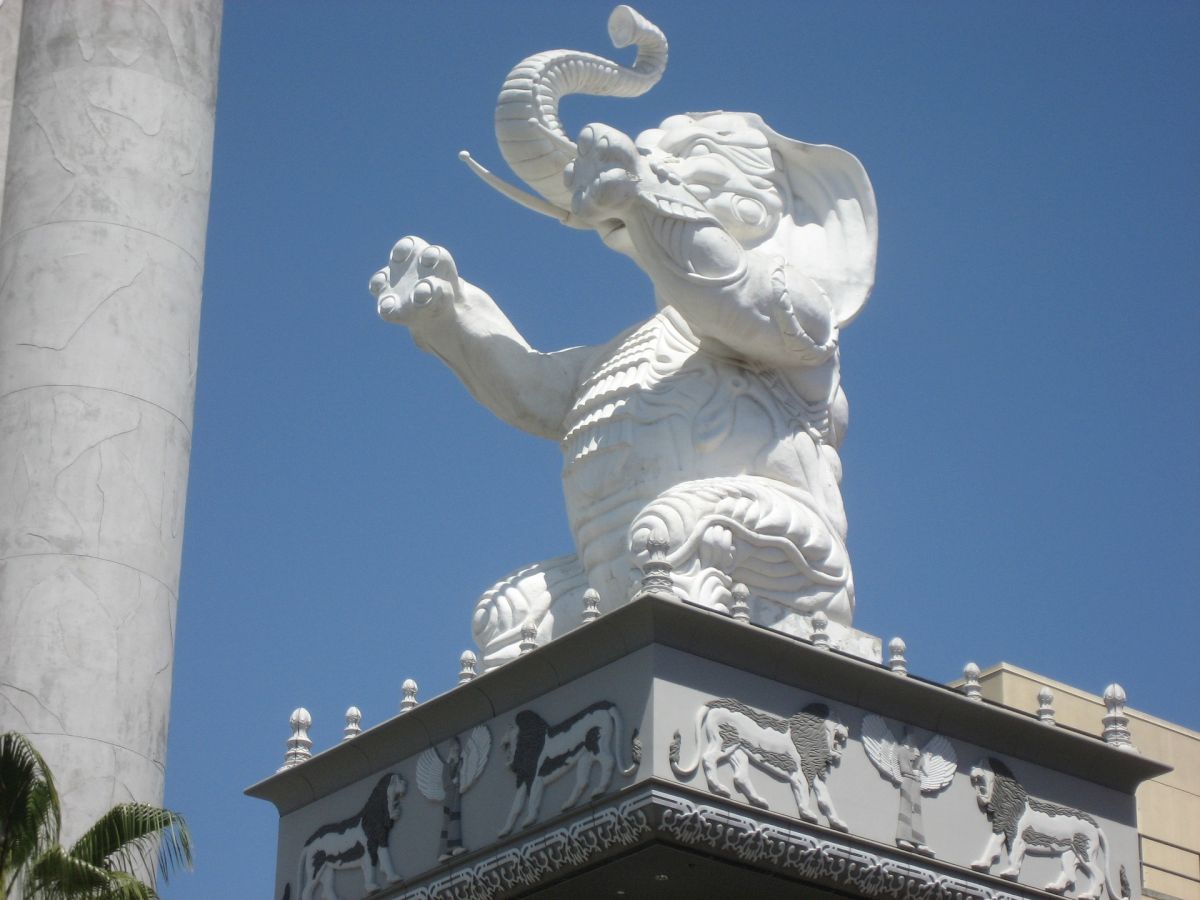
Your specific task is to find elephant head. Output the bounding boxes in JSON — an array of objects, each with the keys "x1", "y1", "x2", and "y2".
[
  {"x1": 463, "y1": 6, "x2": 878, "y2": 356},
  {"x1": 628, "y1": 110, "x2": 879, "y2": 328}
]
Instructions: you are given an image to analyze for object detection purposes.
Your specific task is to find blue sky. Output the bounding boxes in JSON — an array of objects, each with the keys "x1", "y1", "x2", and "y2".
[{"x1": 163, "y1": 2, "x2": 1199, "y2": 895}]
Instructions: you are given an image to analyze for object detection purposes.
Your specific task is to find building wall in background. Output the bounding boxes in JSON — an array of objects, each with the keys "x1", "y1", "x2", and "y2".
[{"x1": 971, "y1": 663, "x2": 1199, "y2": 900}]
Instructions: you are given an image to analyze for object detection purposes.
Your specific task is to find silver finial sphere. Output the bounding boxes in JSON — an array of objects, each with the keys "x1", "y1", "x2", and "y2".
[
  {"x1": 458, "y1": 650, "x2": 478, "y2": 684},
  {"x1": 343, "y1": 706, "x2": 362, "y2": 741},
  {"x1": 962, "y1": 662, "x2": 982, "y2": 700},
  {"x1": 400, "y1": 679, "x2": 419, "y2": 713}
]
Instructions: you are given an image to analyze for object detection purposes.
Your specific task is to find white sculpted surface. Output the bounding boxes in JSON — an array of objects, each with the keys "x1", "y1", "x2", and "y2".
[
  {"x1": 969, "y1": 758, "x2": 1129, "y2": 899},
  {"x1": 371, "y1": 6, "x2": 877, "y2": 667},
  {"x1": 668, "y1": 699, "x2": 849, "y2": 832}
]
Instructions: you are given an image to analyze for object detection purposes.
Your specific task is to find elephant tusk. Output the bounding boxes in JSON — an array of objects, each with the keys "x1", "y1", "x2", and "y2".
[
  {"x1": 458, "y1": 151, "x2": 587, "y2": 229},
  {"x1": 528, "y1": 119, "x2": 579, "y2": 156}
]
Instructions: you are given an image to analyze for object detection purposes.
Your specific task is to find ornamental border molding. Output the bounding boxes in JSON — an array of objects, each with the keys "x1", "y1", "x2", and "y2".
[
  {"x1": 399, "y1": 794, "x2": 653, "y2": 900},
  {"x1": 395, "y1": 788, "x2": 1038, "y2": 900}
]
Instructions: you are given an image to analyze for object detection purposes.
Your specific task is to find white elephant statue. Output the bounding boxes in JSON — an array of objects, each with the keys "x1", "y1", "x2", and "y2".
[{"x1": 369, "y1": 6, "x2": 879, "y2": 668}]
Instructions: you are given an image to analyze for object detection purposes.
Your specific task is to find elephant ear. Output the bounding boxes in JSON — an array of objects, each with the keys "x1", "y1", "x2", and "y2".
[{"x1": 743, "y1": 114, "x2": 878, "y2": 326}]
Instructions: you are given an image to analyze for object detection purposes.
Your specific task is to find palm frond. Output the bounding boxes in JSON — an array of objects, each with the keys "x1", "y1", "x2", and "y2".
[
  {"x1": 0, "y1": 733, "x2": 62, "y2": 893},
  {"x1": 25, "y1": 845, "x2": 110, "y2": 899},
  {"x1": 0, "y1": 734, "x2": 191, "y2": 898},
  {"x1": 85, "y1": 869, "x2": 156, "y2": 900},
  {"x1": 68, "y1": 804, "x2": 191, "y2": 885}
]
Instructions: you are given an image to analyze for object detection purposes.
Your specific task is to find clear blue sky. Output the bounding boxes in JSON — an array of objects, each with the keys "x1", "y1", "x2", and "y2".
[{"x1": 163, "y1": 2, "x2": 1199, "y2": 896}]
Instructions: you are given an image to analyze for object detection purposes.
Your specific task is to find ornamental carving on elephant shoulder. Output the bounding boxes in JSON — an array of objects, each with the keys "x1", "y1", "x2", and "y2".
[{"x1": 370, "y1": 6, "x2": 878, "y2": 669}]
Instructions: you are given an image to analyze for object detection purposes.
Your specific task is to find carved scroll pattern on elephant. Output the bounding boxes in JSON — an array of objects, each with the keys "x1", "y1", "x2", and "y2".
[{"x1": 369, "y1": 6, "x2": 879, "y2": 669}]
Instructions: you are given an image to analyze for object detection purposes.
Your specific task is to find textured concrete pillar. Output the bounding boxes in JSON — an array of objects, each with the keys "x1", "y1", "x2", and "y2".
[
  {"x1": 0, "y1": 0, "x2": 221, "y2": 841},
  {"x1": 0, "y1": 0, "x2": 23, "y2": 218}
]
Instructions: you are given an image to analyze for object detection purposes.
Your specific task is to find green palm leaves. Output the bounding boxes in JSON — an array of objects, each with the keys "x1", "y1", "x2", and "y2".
[{"x1": 0, "y1": 733, "x2": 191, "y2": 900}]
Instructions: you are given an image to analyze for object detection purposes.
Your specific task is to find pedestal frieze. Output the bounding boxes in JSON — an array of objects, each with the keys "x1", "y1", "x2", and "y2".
[{"x1": 249, "y1": 599, "x2": 1164, "y2": 899}]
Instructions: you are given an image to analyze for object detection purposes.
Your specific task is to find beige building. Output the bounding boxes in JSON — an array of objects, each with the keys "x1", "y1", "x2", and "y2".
[{"x1": 965, "y1": 663, "x2": 1199, "y2": 900}]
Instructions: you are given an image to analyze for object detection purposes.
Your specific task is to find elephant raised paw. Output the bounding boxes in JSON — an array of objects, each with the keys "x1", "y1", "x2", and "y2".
[{"x1": 369, "y1": 236, "x2": 461, "y2": 326}]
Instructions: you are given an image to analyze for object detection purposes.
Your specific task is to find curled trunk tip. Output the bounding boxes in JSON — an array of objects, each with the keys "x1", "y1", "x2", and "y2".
[{"x1": 494, "y1": 6, "x2": 668, "y2": 210}]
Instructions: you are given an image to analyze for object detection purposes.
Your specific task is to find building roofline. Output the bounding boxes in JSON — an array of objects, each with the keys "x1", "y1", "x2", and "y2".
[{"x1": 972, "y1": 661, "x2": 1200, "y2": 740}]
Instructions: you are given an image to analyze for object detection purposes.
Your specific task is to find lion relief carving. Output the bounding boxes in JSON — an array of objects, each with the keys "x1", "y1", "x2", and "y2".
[
  {"x1": 669, "y1": 698, "x2": 848, "y2": 831},
  {"x1": 970, "y1": 758, "x2": 1129, "y2": 899},
  {"x1": 498, "y1": 701, "x2": 641, "y2": 836},
  {"x1": 282, "y1": 771, "x2": 406, "y2": 900}
]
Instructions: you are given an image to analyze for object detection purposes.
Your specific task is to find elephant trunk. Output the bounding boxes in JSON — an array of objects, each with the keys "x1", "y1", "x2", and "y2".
[{"x1": 495, "y1": 5, "x2": 667, "y2": 212}]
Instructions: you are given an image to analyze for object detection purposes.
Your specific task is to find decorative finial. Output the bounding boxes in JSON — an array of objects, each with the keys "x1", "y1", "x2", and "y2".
[
  {"x1": 730, "y1": 583, "x2": 750, "y2": 623},
  {"x1": 581, "y1": 588, "x2": 601, "y2": 624},
  {"x1": 811, "y1": 610, "x2": 831, "y2": 649},
  {"x1": 278, "y1": 707, "x2": 312, "y2": 771},
  {"x1": 1037, "y1": 687, "x2": 1056, "y2": 725},
  {"x1": 962, "y1": 662, "x2": 982, "y2": 701},
  {"x1": 458, "y1": 650, "x2": 478, "y2": 684},
  {"x1": 1102, "y1": 683, "x2": 1137, "y2": 752},
  {"x1": 887, "y1": 637, "x2": 907, "y2": 675},
  {"x1": 342, "y1": 706, "x2": 362, "y2": 741},
  {"x1": 400, "y1": 678, "x2": 419, "y2": 713},
  {"x1": 637, "y1": 535, "x2": 676, "y2": 597},
  {"x1": 519, "y1": 623, "x2": 539, "y2": 655}
]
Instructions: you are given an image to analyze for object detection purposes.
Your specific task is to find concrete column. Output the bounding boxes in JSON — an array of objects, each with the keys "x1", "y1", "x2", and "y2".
[
  {"x1": 0, "y1": 0, "x2": 221, "y2": 841},
  {"x1": 0, "y1": 0, "x2": 24, "y2": 219}
]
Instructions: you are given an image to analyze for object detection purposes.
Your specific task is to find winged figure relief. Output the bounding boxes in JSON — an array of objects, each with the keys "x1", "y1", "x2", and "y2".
[
  {"x1": 416, "y1": 726, "x2": 491, "y2": 860},
  {"x1": 861, "y1": 714, "x2": 957, "y2": 856}
]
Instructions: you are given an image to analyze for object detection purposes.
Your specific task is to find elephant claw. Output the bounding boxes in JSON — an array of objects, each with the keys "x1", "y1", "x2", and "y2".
[{"x1": 370, "y1": 235, "x2": 460, "y2": 325}]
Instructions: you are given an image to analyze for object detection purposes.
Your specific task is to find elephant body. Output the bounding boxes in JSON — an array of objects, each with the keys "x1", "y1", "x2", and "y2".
[
  {"x1": 469, "y1": 305, "x2": 854, "y2": 667},
  {"x1": 371, "y1": 7, "x2": 879, "y2": 669}
]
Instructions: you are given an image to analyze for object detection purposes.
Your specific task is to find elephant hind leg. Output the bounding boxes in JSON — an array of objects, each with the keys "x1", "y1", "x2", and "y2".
[
  {"x1": 472, "y1": 554, "x2": 587, "y2": 670},
  {"x1": 629, "y1": 476, "x2": 853, "y2": 626}
]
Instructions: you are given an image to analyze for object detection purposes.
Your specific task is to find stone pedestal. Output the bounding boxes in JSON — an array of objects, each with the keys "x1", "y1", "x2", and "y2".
[{"x1": 249, "y1": 596, "x2": 1166, "y2": 899}]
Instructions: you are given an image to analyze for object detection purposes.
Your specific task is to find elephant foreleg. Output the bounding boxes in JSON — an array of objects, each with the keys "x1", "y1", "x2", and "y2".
[{"x1": 370, "y1": 236, "x2": 594, "y2": 439}]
